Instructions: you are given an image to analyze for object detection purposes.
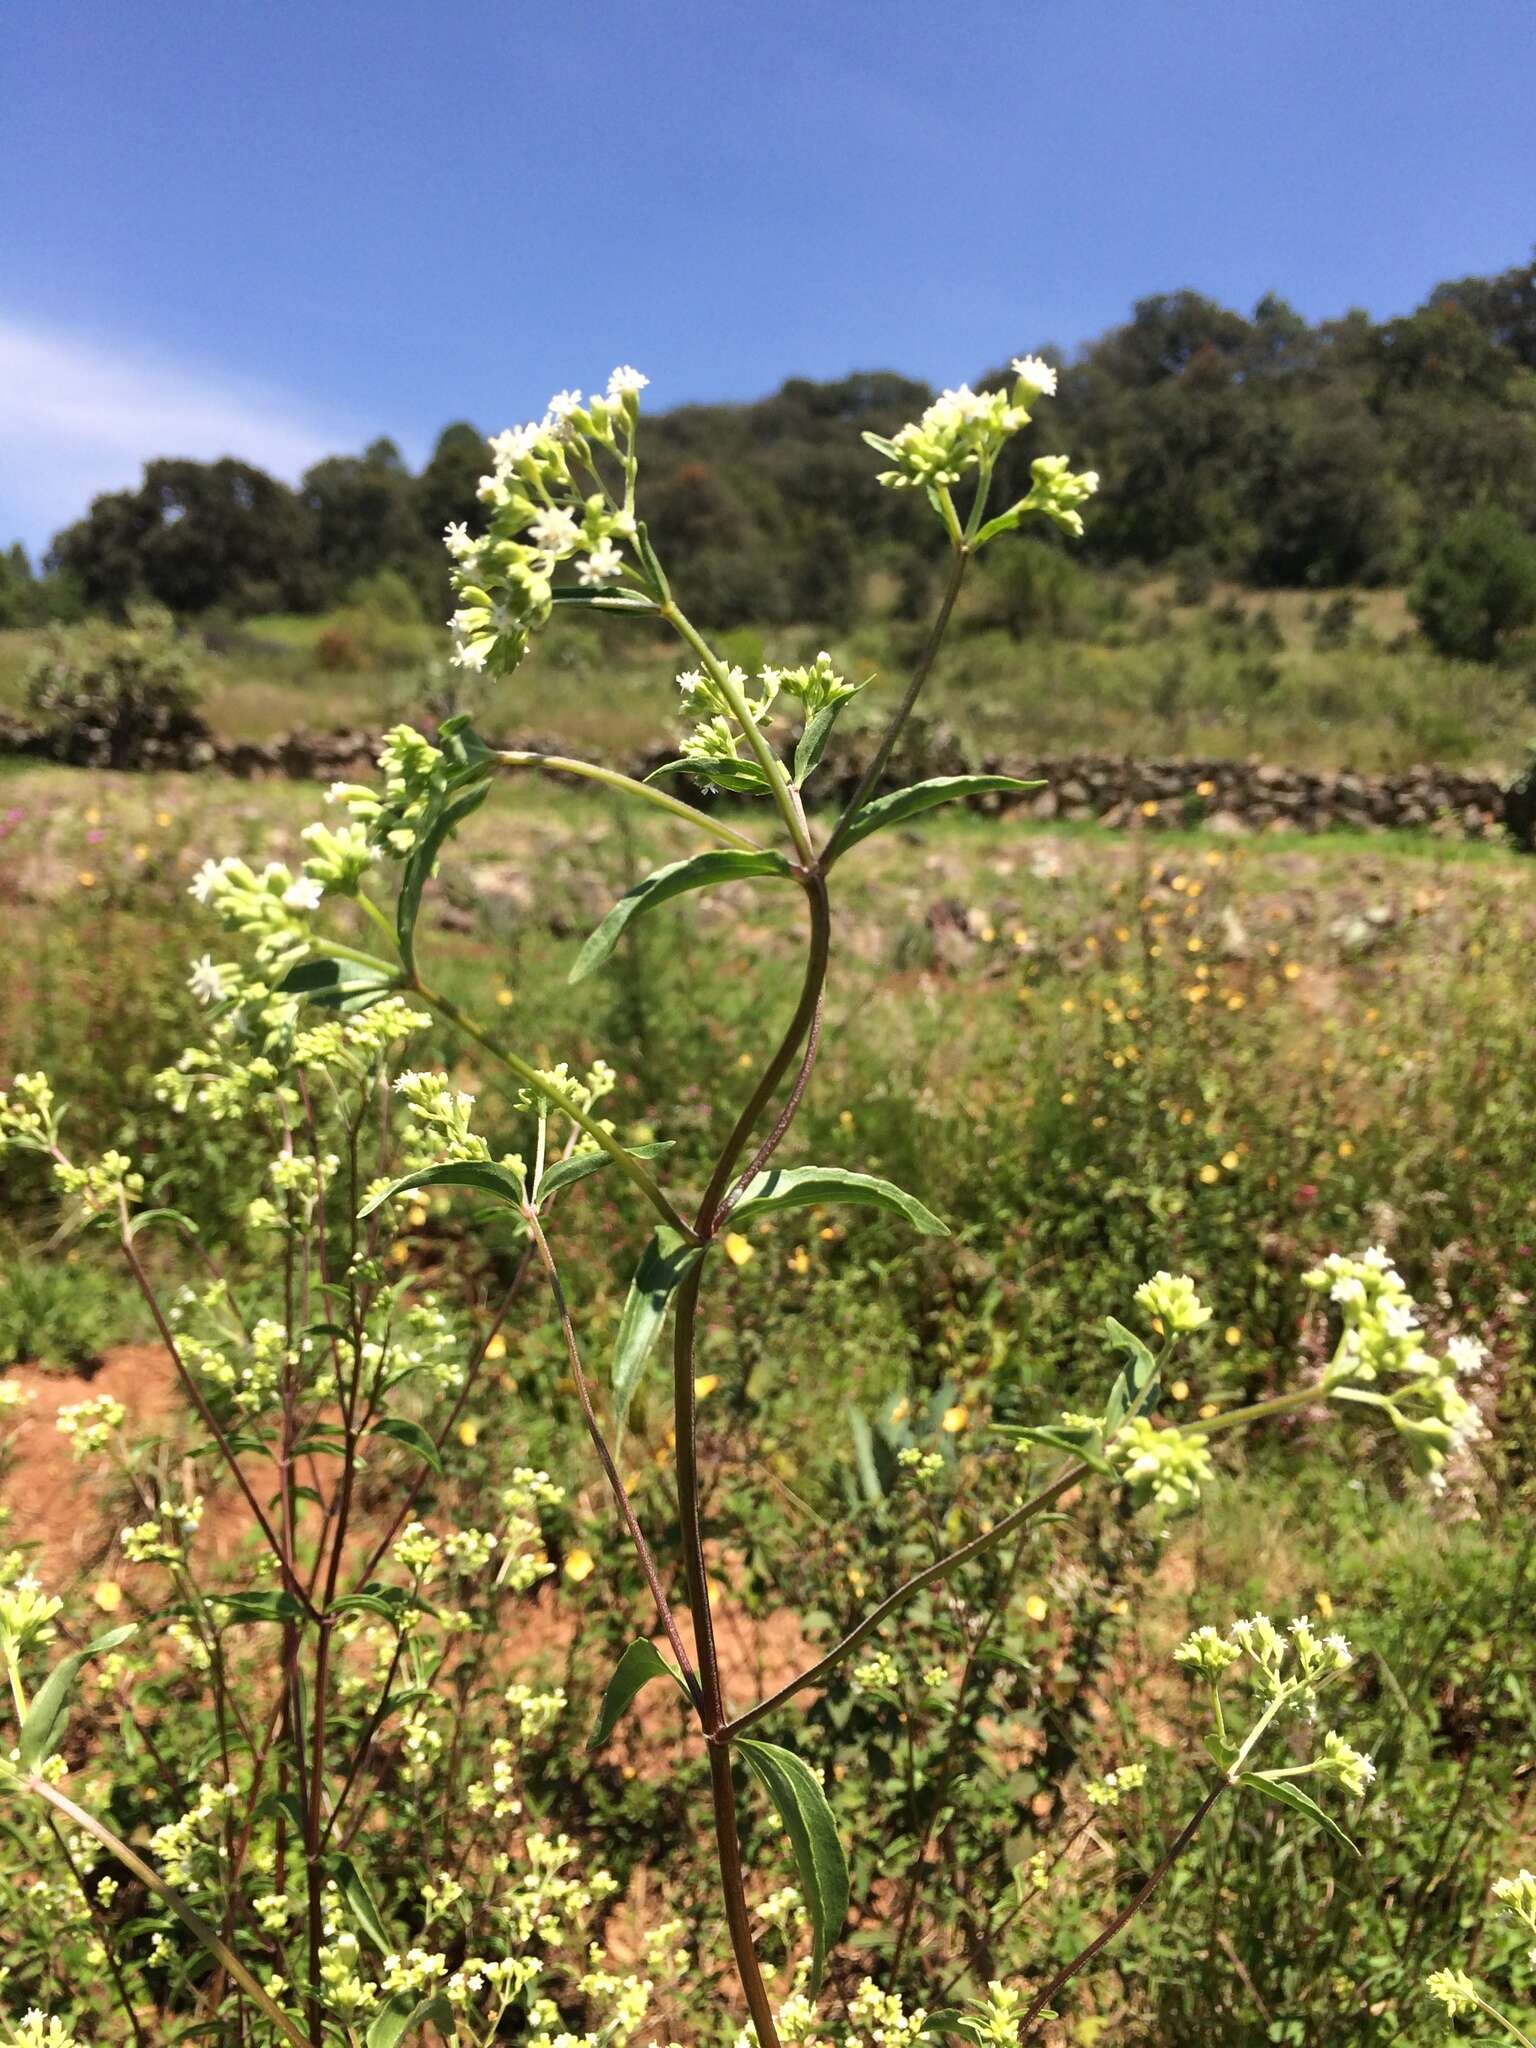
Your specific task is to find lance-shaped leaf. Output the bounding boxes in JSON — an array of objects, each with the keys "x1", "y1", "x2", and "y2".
[
  {"x1": 536, "y1": 1140, "x2": 673, "y2": 1204},
  {"x1": 366, "y1": 1993, "x2": 454, "y2": 2048},
  {"x1": 1238, "y1": 1771, "x2": 1360, "y2": 1855},
  {"x1": 396, "y1": 725, "x2": 496, "y2": 973},
  {"x1": 19, "y1": 1624, "x2": 138, "y2": 1770},
  {"x1": 590, "y1": 1639, "x2": 688, "y2": 1749},
  {"x1": 325, "y1": 1851, "x2": 392, "y2": 1953},
  {"x1": 358, "y1": 1159, "x2": 526, "y2": 1220},
  {"x1": 649, "y1": 755, "x2": 775, "y2": 796},
  {"x1": 278, "y1": 957, "x2": 399, "y2": 1012},
  {"x1": 611, "y1": 1228, "x2": 705, "y2": 1440},
  {"x1": 1002, "y1": 1421, "x2": 1113, "y2": 1476},
  {"x1": 730, "y1": 1165, "x2": 948, "y2": 1237},
  {"x1": 570, "y1": 848, "x2": 793, "y2": 983},
  {"x1": 793, "y1": 703, "x2": 851, "y2": 787},
  {"x1": 738, "y1": 1737, "x2": 849, "y2": 1991},
  {"x1": 1101, "y1": 1316, "x2": 1160, "y2": 1438},
  {"x1": 369, "y1": 1416, "x2": 443, "y2": 1474},
  {"x1": 831, "y1": 775, "x2": 1044, "y2": 862}
]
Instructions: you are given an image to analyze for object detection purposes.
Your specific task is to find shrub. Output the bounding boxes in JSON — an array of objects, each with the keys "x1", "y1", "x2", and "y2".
[
  {"x1": 1410, "y1": 505, "x2": 1536, "y2": 661},
  {"x1": 23, "y1": 604, "x2": 207, "y2": 767}
]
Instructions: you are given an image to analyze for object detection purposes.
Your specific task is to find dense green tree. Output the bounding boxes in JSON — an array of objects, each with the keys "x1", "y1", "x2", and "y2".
[
  {"x1": 50, "y1": 459, "x2": 314, "y2": 615},
  {"x1": 1410, "y1": 505, "x2": 1536, "y2": 661},
  {"x1": 299, "y1": 444, "x2": 432, "y2": 603},
  {"x1": 31, "y1": 256, "x2": 1536, "y2": 630}
]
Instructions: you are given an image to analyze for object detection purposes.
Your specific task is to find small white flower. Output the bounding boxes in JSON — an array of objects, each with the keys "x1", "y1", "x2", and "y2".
[
  {"x1": 526, "y1": 507, "x2": 581, "y2": 553},
  {"x1": 281, "y1": 876, "x2": 325, "y2": 913},
  {"x1": 1447, "y1": 1335, "x2": 1486, "y2": 1377},
  {"x1": 489, "y1": 423, "x2": 541, "y2": 467},
  {"x1": 607, "y1": 365, "x2": 649, "y2": 397},
  {"x1": 576, "y1": 540, "x2": 624, "y2": 586},
  {"x1": 547, "y1": 388, "x2": 584, "y2": 420},
  {"x1": 188, "y1": 858, "x2": 226, "y2": 904},
  {"x1": 1011, "y1": 353, "x2": 1058, "y2": 398},
  {"x1": 442, "y1": 521, "x2": 476, "y2": 559},
  {"x1": 188, "y1": 955, "x2": 227, "y2": 1006}
]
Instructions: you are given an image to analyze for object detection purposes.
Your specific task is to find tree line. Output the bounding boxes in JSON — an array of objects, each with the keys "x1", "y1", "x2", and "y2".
[{"x1": 3, "y1": 252, "x2": 1534, "y2": 638}]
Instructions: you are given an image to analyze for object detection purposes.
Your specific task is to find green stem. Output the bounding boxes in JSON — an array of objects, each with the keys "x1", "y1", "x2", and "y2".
[
  {"x1": 496, "y1": 751, "x2": 766, "y2": 852},
  {"x1": 662, "y1": 602, "x2": 814, "y2": 865},
  {"x1": 822, "y1": 546, "x2": 970, "y2": 865},
  {"x1": 411, "y1": 979, "x2": 691, "y2": 1237},
  {"x1": 724, "y1": 1459, "x2": 1089, "y2": 1736},
  {"x1": 25, "y1": 1777, "x2": 313, "y2": 2048},
  {"x1": 1468, "y1": 1990, "x2": 1536, "y2": 2048}
]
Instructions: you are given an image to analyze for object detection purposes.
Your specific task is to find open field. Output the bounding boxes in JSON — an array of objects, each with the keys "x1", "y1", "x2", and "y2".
[
  {"x1": 2, "y1": 753, "x2": 1533, "y2": 2042},
  {"x1": 5, "y1": 570, "x2": 1534, "y2": 775}
]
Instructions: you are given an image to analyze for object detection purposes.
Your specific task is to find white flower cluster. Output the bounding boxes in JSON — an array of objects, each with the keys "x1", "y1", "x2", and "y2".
[
  {"x1": 55, "y1": 1394, "x2": 126, "y2": 1461},
  {"x1": 444, "y1": 368, "x2": 650, "y2": 676},
  {"x1": 392, "y1": 1070, "x2": 494, "y2": 1167},
  {"x1": 0, "y1": 1071, "x2": 60, "y2": 1154},
  {"x1": 1084, "y1": 1760, "x2": 1148, "y2": 1808},
  {"x1": 1305, "y1": 1248, "x2": 1485, "y2": 1484},
  {"x1": 188, "y1": 854, "x2": 323, "y2": 973},
  {"x1": 1177, "y1": 1611, "x2": 1375, "y2": 1809},
  {"x1": 863, "y1": 357, "x2": 1098, "y2": 540},
  {"x1": 1134, "y1": 1270, "x2": 1213, "y2": 1334},
  {"x1": 7, "y1": 2016, "x2": 84, "y2": 2048},
  {"x1": 674, "y1": 662, "x2": 783, "y2": 791},
  {"x1": 851, "y1": 1650, "x2": 902, "y2": 1695},
  {"x1": 122, "y1": 1493, "x2": 204, "y2": 1566},
  {"x1": 515, "y1": 1058, "x2": 617, "y2": 1160},
  {"x1": 864, "y1": 360, "x2": 1055, "y2": 492},
  {"x1": 1424, "y1": 1868, "x2": 1536, "y2": 2031},
  {"x1": 1111, "y1": 1415, "x2": 1216, "y2": 1512},
  {"x1": 0, "y1": 1562, "x2": 63, "y2": 1662}
]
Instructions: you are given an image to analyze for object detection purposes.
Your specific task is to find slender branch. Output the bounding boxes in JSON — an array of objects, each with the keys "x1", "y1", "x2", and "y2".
[
  {"x1": 354, "y1": 1255, "x2": 534, "y2": 1588},
  {"x1": 524, "y1": 1209, "x2": 702, "y2": 1705},
  {"x1": 1017, "y1": 1781, "x2": 1230, "y2": 2040},
  {"x1": 661, "y1": 601, "x2": 815, "y2": 866},
  {"x1": 701, "y1": 873, "x2": 831, "y2": 1230},
  {"x1": 723, "y1": 1461, "x2": 1088, "y2": 1738},
  {"x1": 411, "y1": 978, "x2": 691, "y2": 1236},
  {"x1": 822, "y1": 548, "x2": 970, "y2": 864},
  {"x1": 496, "y1": 751, "x2": 765, "y2": 852},
  {"x1": 116, "y1": 1228, "x2": 320, "y2": 1621},
  {"x1": 25, "y1": 1778, "x2": 313, "y2": 2048}
]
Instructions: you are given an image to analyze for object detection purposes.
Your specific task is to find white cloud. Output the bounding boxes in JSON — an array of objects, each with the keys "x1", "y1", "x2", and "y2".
[{"x1": 0, "y1": 313, "x2": 359, "y2": 558}]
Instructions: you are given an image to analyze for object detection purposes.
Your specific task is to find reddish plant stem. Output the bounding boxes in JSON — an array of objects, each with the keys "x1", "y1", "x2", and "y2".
[
  {"x1": 1016, "y1": 1781, "x2": 1229, "y2": 2040},
  {"x1": 524, "y1": 1209, "x2": 701, "y2": 1704}
]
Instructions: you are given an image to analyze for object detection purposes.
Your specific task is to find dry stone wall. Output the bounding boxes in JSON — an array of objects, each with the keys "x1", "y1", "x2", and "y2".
[{"x1": 0, "y1": 713, "x2": 1524, "y2": 844}]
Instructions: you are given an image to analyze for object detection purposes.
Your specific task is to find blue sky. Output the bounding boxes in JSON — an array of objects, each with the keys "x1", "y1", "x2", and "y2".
[{"x1": 4, "y1": 0, "x2": 1532, "y2": 556}]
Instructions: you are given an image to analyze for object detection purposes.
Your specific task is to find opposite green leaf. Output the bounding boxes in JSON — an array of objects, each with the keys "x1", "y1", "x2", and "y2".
[
  {"x1": 590, "y1": 1639, "x2": 688, "y2": 1749},
  {"x1": 570, "y1": 848, "x2": 793, "y2": 983},
  {"x1": 1101, "y1": 1315, "x2": 1159, "y2": 1438},
  {"x1": 537, "y1": 1140, "x2": 673, "y2": 1204},
  {"x1": 738, "y1": 1737, "x2": 850, "y2": 1991},
  {"x1": 365, "y1": 1993, "x2": 454, "y2": 2048},
  {"x1": 213, "y1": 1592, "x2": 307, "y2": 1625},
  {"x1": 19, "y1": 1624, "x2": 138, "y2": 1771},
  {"x1": 831, "y1": 775, "x2": 1044, "y2": 862},
  {"x1": 1238, "y1": 1771, "x2": 1360, "y2": 1854},
  {"x1": 326, "y1": 1851, "x2": 392, "y2": 1954},
  {"x1": 358, "y1": 1159, "x2": 526, "y2": 1221},
  {"x1": 731, "y1": 1165, "x2": 948, "y2": 1237},
  {"x1": 1006, "y1": 1422, "x2": 1113, "y2": 1476},
  {"x1": 369, "y1": 1416, "x2": 444, "y2": 1474},
  {"x1": 611, "y1": 1227, "x2": 706, "y2": 1442}
]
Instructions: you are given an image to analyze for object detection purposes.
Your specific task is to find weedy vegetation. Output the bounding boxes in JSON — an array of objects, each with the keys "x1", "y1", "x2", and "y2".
[{"x1": 0, "y1": 364, "x2": 1532, "y2": 2048}]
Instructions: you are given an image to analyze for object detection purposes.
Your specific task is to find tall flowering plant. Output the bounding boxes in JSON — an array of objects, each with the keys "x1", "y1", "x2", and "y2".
[{"x1": 0, "y1": 364, "x2": 1488, "y2": 2046}]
